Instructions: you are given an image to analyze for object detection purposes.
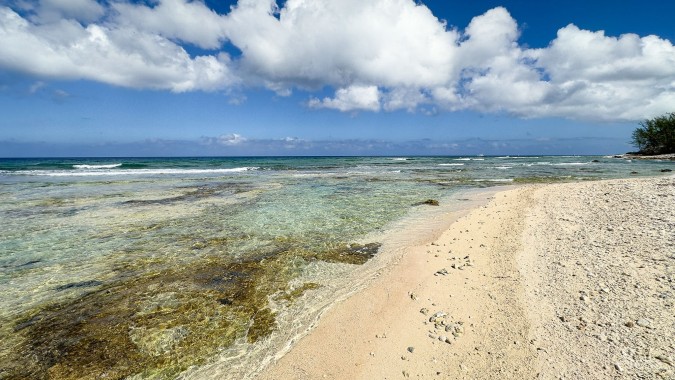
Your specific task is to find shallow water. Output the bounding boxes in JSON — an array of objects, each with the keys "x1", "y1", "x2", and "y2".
[{"x1": 0, "y1": 156, "x2": 672, "y2": 379}]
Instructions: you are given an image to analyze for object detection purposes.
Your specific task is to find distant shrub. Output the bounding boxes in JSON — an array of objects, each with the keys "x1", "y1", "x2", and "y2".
[{"x1": 630, "y1": 112, "x2": 675, "y2": 155}]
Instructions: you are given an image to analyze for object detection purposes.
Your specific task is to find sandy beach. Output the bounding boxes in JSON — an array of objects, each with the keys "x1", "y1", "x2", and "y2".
[{"x1": 258, "y1": 176, "x2": 674, "y2": 379}]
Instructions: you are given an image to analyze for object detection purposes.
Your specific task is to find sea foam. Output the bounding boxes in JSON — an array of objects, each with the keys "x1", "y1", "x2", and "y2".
[
  {"x1": 73, "y1": 164, "x2": 123, "y2": 169},
  {"x1": 13, "y1": 167, "x2": 259, "y2": 177}
]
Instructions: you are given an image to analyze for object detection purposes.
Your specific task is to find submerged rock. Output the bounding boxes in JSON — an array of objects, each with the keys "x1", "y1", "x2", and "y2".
[
  {"x1": 54, "y1": 280, "x2": 103, "y2": 291},
  {"x1": 314, "y1": 242, "x2": 382, "y2": 265},
  {"x1": 5, "y1": 253, "x2": 314, "y2": 378},
  {"x1": 2, "y1": 236, "x2": 381, "y2": 379},
  {"x1": 414, "y1": 199, "x2": 440, "y2": 206}
]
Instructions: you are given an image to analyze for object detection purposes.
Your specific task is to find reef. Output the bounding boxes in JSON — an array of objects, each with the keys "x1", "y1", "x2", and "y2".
[{"x1": 0, "y1": 239, "x2": 380, "y2": 379}]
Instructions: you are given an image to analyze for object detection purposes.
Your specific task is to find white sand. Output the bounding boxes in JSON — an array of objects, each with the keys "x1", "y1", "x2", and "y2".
[{"x1": 258, "y1": 176, "x2": 674, "y2": 379}]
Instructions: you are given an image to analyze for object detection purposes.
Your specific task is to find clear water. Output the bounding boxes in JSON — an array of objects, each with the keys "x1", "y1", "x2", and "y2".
[{"x1": 0, "y1": 156, "x2": 672, "y2": 379}]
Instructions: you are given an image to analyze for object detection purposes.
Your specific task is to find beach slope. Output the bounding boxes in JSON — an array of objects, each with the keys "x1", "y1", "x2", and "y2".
[{"x1": 259, "y1": 176, "x2": 674, "y2": 379}]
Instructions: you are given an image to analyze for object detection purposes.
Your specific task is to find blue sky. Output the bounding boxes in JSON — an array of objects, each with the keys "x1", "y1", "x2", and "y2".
[{"x1": 1, "y1": 0, "x2": 674, "y2": 157}]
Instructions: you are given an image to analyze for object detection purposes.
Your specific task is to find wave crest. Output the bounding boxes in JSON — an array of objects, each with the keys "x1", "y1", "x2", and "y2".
[{"x1": 73, "y1": 164, "x2": 123, "y2": 169}]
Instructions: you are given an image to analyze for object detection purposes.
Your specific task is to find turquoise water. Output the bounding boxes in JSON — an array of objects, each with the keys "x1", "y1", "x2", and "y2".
[{"x1": 0, "y1": 156, "x2": 672, "y2": 379}]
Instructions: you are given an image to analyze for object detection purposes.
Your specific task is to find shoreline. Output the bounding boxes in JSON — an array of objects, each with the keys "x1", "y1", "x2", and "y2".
[
  {"x1": 257, "y1": 176, "x2": 674, "y2": 379},
  {"x1": 183, "y1": 186, "x2": 508, "y2": 379},
  {"x1": 2, "y1": 158, "x2": 673, "y2": 379},
  {"x1": 617, "y1": 153, "x2": 675, "y2": 161}
]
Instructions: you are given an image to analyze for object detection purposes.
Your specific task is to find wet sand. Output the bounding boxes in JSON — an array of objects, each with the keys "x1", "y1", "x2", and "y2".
[{"x1": 258, "y1": 176, "x2": 674, "y2": 379}]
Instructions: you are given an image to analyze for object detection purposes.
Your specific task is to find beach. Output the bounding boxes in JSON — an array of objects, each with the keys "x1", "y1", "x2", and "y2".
[
  {"x1": 1, "y1": 157, "x2": 673, "y2": 379},
  {"x1": 259, "y1": 176, "x2": 674, "y2": 379}
]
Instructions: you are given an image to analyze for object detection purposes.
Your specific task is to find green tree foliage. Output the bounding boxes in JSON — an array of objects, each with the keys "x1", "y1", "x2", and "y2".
[{"x1": 630, "y1": 112, "x2": 675, "y2": 155}]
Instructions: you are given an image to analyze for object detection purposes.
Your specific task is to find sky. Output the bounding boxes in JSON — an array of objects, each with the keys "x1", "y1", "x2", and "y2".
[{"x1": 1, "y1": 0, "x2": 674, "y2": 157}]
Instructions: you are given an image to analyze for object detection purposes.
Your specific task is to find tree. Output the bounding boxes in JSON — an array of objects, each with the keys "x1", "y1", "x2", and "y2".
[{"x1": 630, "y1": 112, "x2": 675, "y2": 155}]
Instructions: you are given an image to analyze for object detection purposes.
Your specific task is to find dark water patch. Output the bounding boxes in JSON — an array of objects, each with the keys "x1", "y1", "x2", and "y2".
[
  {"x1": 120, "y1": 163, "x2": 149, "y2": 169},
  {"x1": 53, "y1": 208, "x2": 82, "y2": 217},
  {"x1": 2, "y1": 207, "x2": 46, "y2": 220},
  {"x1": 122, "y1": 183, "x2": 255, "y2": 206},
  {"x1": 54, "y1": 280, "x2": 103, "y2": 291},
  {"x1": 175, "y1": 182, "x2": 256, "y2": 194},
  {"x1": 14, "y1": 259, "x2": 42, "y2": 268},
  {"x1": 364, "y1": 177, "x2": 396, "y2": 183},
  {"x1": 578, "y1": 168, "x2": 605, "y2": 173},
  {"x1": 36, "y1": 197, "x2": 71, "y2": 207},
  {"x1": 4, "y1": 197, "x2": 86, "y2": 219},
  {"x1": 12, "y1": 314, "x2": 42, "y2": 333},
  {"x1": 29, "y1": 162, "x2": 76, "y2": 170}
]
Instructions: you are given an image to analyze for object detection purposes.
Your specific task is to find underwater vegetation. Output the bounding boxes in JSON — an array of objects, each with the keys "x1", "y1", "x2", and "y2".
[{"x1": 0, "y1": 239, "x2": 380, "y2": 380}]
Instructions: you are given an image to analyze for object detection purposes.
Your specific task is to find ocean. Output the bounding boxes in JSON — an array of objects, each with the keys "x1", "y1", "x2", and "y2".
[{"x1": 0, "y1": 156, "x2": 672, "y2": 379}]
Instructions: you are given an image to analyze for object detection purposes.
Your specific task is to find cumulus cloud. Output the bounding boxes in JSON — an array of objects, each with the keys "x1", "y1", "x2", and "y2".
[
  {"x1": 0, "y1": 7, "x2": 236, "y2": 92},
  {"x1": 450, "y1": 7, "x2": 551, "y2": 112},
  {"x1": 111, "y1": 0, "x2": 229, "y2": 49},
  {"x1": 225, "y1": 0, "x2": 458, "y2": 91},
  {"x1": 32, "y1": 0, "x2": 105, "y2": 23},
  {"x1": 0, "y1": 0, "x2": 674, "y2": 120},
  {"x1": 216, "y1": 133, "x2": 248, "y2": 145},
  {"x1": 525, "y1": 25, "x2": 675, "y2": 120},
  {"x1": 309, "y1": 85, "x2": 381, "y2": 112},
  {"x1": 383, "y1": 87, "x2": 429, "y2": 112}
]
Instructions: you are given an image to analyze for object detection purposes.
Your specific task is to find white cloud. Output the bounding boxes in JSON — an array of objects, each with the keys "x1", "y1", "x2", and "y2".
[
  {"x1": 534, "y1": 26, "x2": 675, "y2": 83},
  {"x1": 309, "y1": 85, "x2": 381, "y2": 112},
  {"x1": 28, "y1": 80, "x2": 45, "y2": 94},
  {"x1": 521, "y1": 25, "x2": 675, "y2": 120},
  {"x1": 0, "y1": 1, "x2": 674, "y2": 121},
  {"x1": 224, "y1": 0, "x2": 458, "y2": 90},
  {"x1": 216, "y1": 133, "x2": 247, "y2": 145},
  {"x1": 454, "y1": 8, "x2": 550, "y2": 109},
  {"x1": 34, "y1": 0, "x2": 105, "y2": 23},
  {"x1": 222, "y1": 1, "x2": 675, "y2": 119},
  {"x1": 382, "y1": 87, "x2": 428, "y2": 112},
  {"x1": 0, "y1": 6, "x2": 236, "y2": 92},
  {"x1": 52, "y1": 88, "x2": 69, "y2": 99},
  {"x1": 458, "y1": 7, "x2": 520, "y2": 69},
  {"x1": 112, "y1": 0, "x2": 229, "y2": 49}
]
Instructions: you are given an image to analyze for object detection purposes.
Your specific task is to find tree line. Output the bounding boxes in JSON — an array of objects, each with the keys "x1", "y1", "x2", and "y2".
[{"x1": 630, "y1": 112, "x2": 675, "y2": 155}]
